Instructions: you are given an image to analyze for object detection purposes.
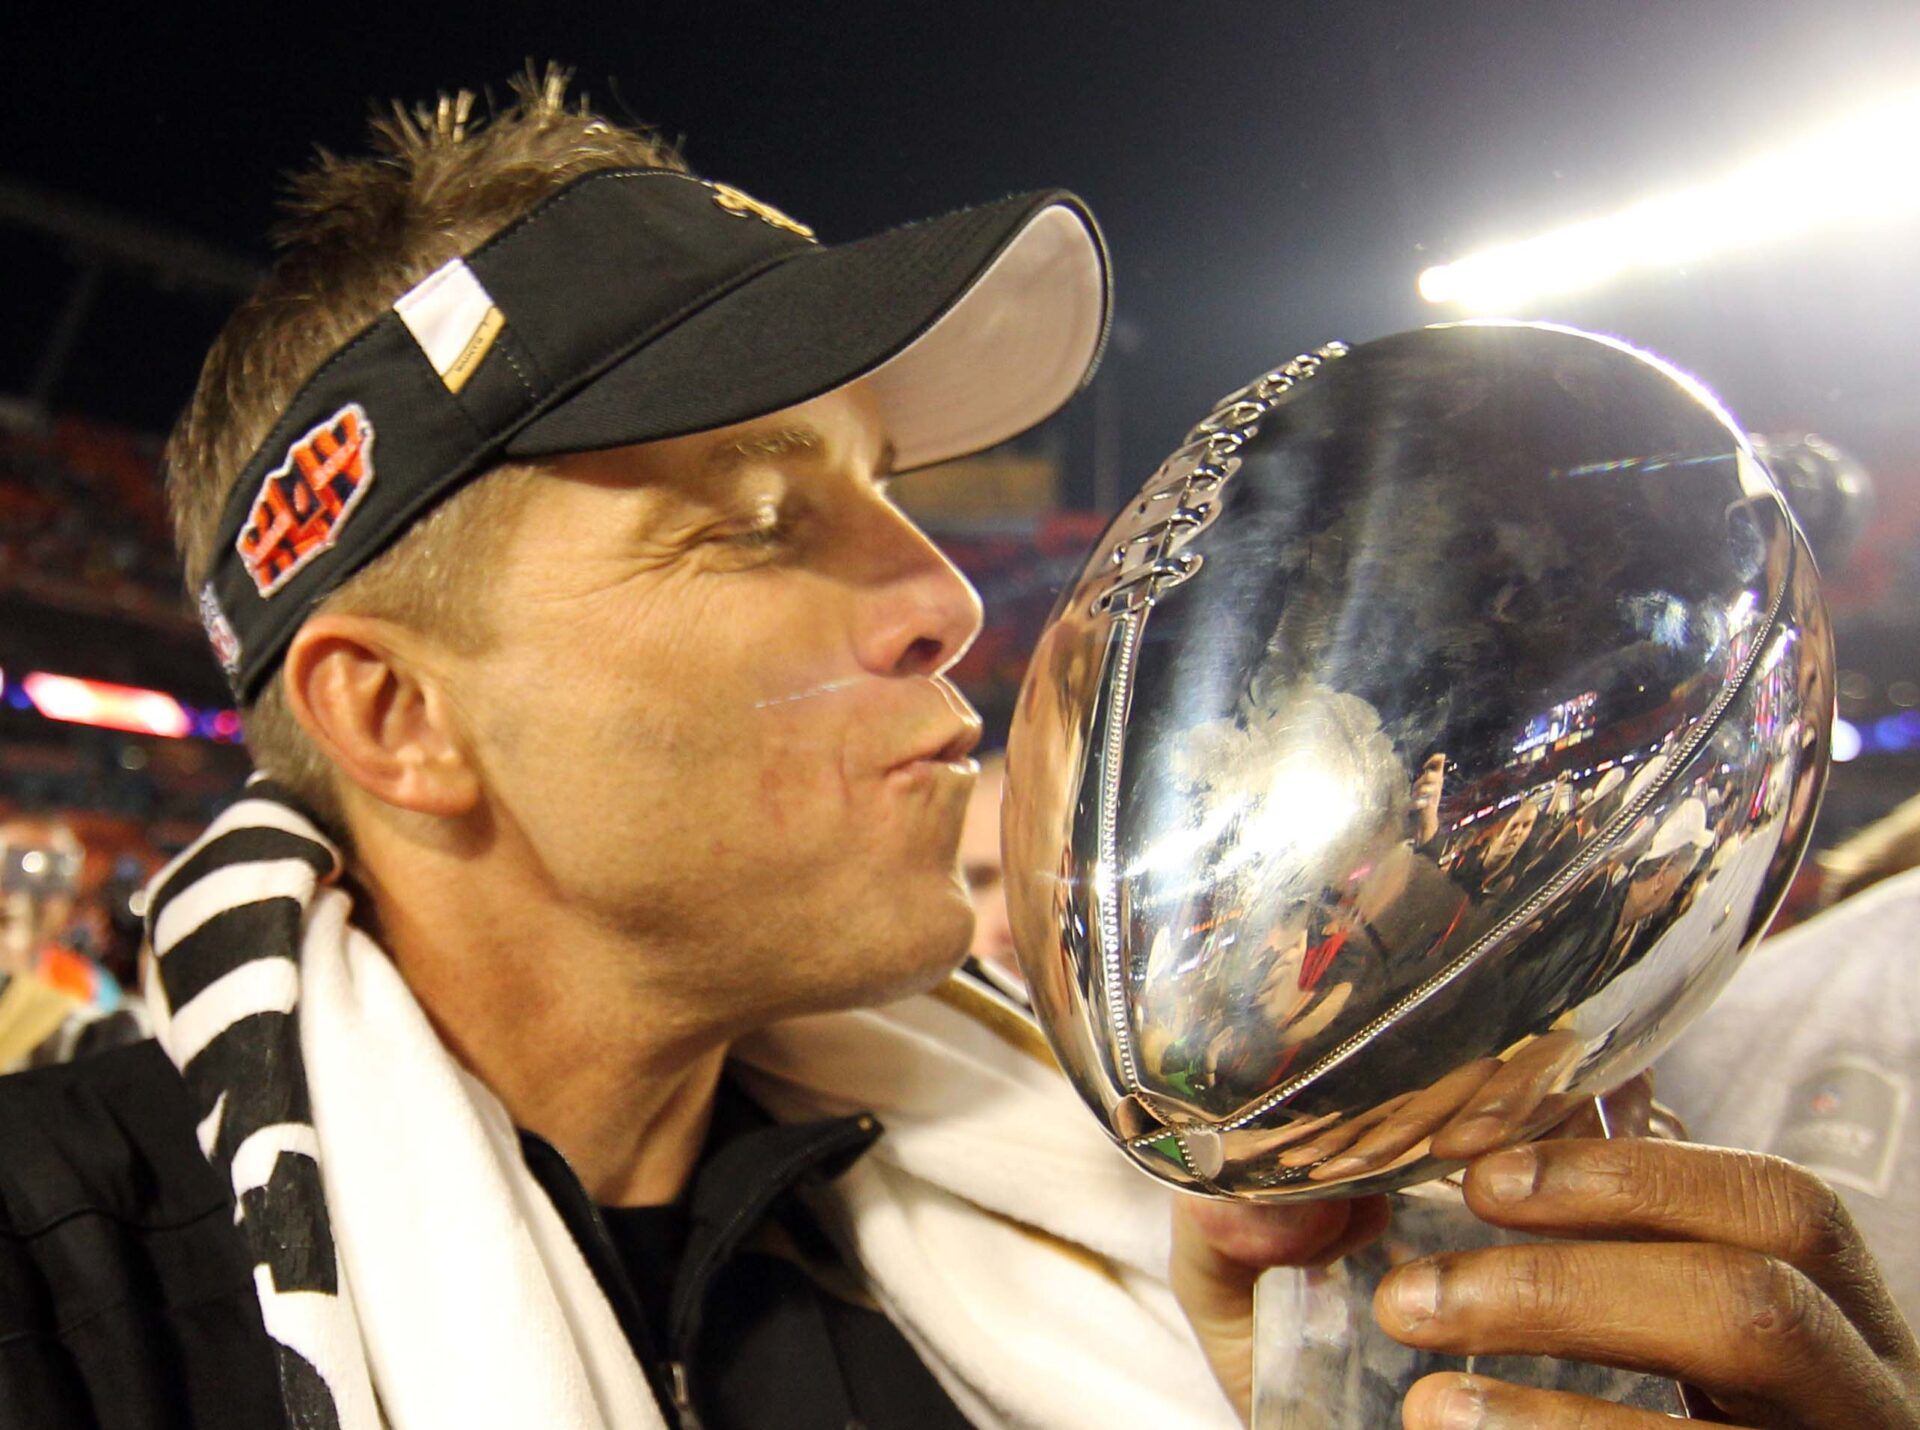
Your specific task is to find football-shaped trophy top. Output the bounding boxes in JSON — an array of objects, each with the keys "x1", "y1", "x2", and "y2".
[{"x1": 1003, "y1": 321, "x2": 1833, "y2": 1199}]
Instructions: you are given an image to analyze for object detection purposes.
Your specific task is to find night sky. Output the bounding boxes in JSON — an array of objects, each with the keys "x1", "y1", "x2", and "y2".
[{"x1": 6, "y1": 1, "x2": 1920, "y2": 504}]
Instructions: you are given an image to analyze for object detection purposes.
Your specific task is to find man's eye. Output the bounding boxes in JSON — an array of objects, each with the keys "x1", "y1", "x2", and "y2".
[
  {"x1": 726, "y1": 504, "x2": 792, "y2": 548},
  {"x1": 731, "y1": 520, "x2": 787, "y2": 547}
]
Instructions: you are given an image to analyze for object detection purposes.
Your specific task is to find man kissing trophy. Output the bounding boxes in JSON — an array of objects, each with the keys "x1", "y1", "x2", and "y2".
[{"x1": 1002, "y1": 321, "x2": 1834, "y2": 1423}]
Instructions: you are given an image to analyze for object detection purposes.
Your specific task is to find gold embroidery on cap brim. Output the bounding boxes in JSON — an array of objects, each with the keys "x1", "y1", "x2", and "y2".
[{"x1": 708, "y1": 181, "x2": 817, "y2": 241}]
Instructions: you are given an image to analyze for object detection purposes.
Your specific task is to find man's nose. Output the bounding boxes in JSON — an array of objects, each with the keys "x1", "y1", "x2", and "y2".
[{"x1": 853, "y1": 512, "x2": 985, "y2": 678}]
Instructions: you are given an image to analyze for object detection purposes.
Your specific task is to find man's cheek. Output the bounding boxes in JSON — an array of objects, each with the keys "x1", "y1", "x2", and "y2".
[
  {"x1": 752, "y1": 704, "x2": 860, "y2": 796},
  {"x1": 754, "y1": 763, "x2": 799, "y2": 830},
  {"x1": 739, "y1": 732, "x2": 842, "y2": 830}
]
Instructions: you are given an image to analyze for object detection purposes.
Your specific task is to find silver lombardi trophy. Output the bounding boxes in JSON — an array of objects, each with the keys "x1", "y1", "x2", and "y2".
[{"x1": 1002, "y1": 321, "x2": 1834, "y2": 1424}]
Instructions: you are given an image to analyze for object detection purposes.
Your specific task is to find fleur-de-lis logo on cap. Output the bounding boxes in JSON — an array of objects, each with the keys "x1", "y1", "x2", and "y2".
[{"x1": 708, "y1": 181, "x2": 816, "y2": 241}]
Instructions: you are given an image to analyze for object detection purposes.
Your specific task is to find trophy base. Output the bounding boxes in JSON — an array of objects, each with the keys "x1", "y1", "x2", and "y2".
[{"x1": 1251, "y1": 1184, "x2": 1688, "y2": 1427}]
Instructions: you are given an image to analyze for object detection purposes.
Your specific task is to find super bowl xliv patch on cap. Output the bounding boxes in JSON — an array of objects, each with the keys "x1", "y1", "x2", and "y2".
[
  {"x1": 199, "y1": 167, "x2": 1111, "y2": 703},
  {"x1": 236, "y1": 405, "x2": 378, "y2": 598}
]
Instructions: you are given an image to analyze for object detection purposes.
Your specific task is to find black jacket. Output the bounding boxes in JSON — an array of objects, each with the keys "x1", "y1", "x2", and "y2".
[
  {"x1": 0, "y1": 1040, "x2": 284, "y2": 1429},
  {"x1": 0, "y1": 1041, "x2": 967, "y2": 1430}
]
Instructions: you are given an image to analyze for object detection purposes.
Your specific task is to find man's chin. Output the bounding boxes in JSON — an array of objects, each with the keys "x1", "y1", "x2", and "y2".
[
  {"x1": 842, "y1": 909, "x2": 974, "y2": 1011},
  {"x1": 875, "y1": 937, "x2": 972, "y2": 1007}
]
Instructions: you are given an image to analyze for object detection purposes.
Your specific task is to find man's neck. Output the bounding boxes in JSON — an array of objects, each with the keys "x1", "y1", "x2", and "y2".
[
  {"x1": 345, "y1": 826, "x2": 732, "y2": 1208},
  {"x1": 434, "y1": 987, "x2": 729, "y2": 1207}
]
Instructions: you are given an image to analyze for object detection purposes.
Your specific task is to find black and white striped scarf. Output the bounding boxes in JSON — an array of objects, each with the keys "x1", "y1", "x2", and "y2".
[
  {"x1": 145, "y1": 780, "x2": 366, "y2": 1428},
  {"x1": 143, "y1": 780, "x2": 657, "y2": 1429}
]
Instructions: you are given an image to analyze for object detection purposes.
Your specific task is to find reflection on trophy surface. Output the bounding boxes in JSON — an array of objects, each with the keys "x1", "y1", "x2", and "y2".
[{"x1": 1002, "y1": 321, "x2": 1834, "y2": 1420}]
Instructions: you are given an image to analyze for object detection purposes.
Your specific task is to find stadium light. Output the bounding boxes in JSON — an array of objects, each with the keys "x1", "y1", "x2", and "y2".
[
  {"x1": 21, "y1": 672, "x2": 193, "y2": 740},
  {"x1": 1419, "y1": 87, "x2": 1920, "y2": 311}
]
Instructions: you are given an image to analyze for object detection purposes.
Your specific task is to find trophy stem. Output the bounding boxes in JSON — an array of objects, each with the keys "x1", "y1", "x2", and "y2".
[{"x1": 1248, "y1": 1101, "x2": 1695, "y2": 1427}]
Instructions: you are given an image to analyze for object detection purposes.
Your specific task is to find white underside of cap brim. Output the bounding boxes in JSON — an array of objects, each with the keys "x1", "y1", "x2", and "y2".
[{"x1": 854, "y1": 204, "x2": 1106, "y2": 472}]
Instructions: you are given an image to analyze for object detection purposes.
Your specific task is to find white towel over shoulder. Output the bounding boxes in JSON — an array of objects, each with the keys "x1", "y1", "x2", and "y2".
[{"x1": 738, "y1": 987, "x2": 1238, "y2": 1429}]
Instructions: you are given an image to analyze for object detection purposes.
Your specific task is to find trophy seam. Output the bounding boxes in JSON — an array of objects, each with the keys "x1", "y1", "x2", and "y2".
[
  {"x1": 1191, "y1": 500, "x2": 1799, "y2": 1140},
  {"x1": 1099, "y1": 607, "x2": 1147, "y2": 1092},
  {"x1": 1083, "y1": 344, "x2": 1350, "y2": 1133}
]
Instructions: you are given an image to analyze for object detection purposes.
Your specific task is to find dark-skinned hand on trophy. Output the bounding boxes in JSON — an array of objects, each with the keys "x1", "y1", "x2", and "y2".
[{"x1": 1001, "y1": 323, "x2": 1920, "y2": 1427}]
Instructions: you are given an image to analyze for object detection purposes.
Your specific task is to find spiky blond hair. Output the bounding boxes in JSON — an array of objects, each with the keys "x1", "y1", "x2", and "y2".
[{"x1": 167, "y1": 67, "x2": 687, "y2": 837}]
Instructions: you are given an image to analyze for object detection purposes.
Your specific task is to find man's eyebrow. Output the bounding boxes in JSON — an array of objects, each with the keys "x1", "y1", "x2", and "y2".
[
  {"x1": 701, "y1": 424, "x2": 900, "y2": 482},
  {"x1": 702, "y1": 424, "x2": 825, "y2": 474}
]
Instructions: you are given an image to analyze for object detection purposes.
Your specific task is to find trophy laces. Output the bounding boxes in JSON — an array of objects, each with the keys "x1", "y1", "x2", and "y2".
[{"x1": 1086, "y1": 343, "x2": 1350, "y2": 1131}]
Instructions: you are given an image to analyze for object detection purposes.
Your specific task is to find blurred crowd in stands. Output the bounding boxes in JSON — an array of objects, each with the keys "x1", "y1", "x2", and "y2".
[
  {"x1": 0, "y1": 417, "x2": 184, "y2": 624},
  {"x1": 0, "y1": 413, "x2": 251, "y2": 1066}
]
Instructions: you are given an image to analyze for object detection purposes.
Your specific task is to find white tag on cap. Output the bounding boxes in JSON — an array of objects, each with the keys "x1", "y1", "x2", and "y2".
[{"x1": 394, "y1": 259, "x2": 505, "y2": 394}]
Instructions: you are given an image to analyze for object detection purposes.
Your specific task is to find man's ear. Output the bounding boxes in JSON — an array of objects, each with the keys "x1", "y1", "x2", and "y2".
[{"x1": 281, "y1": 614, "x2": 481, "y2": 819}]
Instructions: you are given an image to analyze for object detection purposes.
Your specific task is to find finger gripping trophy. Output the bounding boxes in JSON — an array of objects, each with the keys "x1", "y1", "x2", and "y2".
[{"x1": 1002, "y1": 321, "x2": 1833, "y2": 1422}]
